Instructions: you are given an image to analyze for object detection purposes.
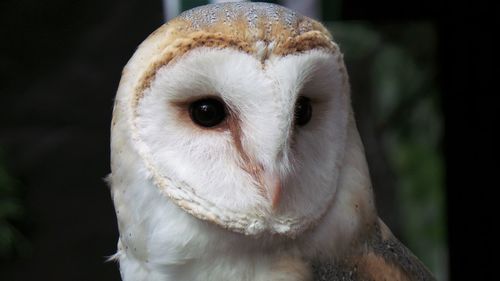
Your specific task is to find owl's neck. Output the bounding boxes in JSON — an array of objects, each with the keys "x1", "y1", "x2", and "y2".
[{"x1": 117, "y1": 239, "x2": 313, "y2": 281}]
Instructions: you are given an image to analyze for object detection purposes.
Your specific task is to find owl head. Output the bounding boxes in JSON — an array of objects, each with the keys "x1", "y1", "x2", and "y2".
[{"x1": 111, "y1": 2, "x2": 374, "y2": 239}]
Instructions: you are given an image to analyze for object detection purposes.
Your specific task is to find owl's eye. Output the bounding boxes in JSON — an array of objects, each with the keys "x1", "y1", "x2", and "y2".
[
  {"x1": 189, "y1": 98, "x2": 227, "y2": 128},
  {"x1": 294, "y1": 96, "x2": 312, "y2": 126}
]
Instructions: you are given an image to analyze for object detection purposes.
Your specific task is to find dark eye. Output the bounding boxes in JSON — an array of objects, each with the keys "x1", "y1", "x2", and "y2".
[
  {"x1": 189, "y1": 98, "x2": 227, "y2": 127},
  {"x1": 294, "y1": 96, "x2": 312, "y2": 126}
]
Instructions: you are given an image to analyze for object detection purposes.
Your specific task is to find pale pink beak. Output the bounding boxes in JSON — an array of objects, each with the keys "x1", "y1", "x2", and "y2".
[{"x1": 264, "y1": 175, "x2": 282, "y2": 209}]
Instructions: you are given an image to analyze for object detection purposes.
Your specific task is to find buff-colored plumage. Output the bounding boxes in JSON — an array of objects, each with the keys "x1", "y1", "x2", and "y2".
[{"x1": 109, "y1": 2, "x2": 436, "y2": 280}]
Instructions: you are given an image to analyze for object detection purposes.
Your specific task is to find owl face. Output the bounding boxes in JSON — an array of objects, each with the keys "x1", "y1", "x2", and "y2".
[{"x1": 113, "y1": 3, "x2": 351, "y2": 236}]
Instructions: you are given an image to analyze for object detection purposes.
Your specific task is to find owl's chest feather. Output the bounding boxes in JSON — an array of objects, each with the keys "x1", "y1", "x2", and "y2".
[{"x1": 117, "y1": 233, "x2": 313, "y2": 281}]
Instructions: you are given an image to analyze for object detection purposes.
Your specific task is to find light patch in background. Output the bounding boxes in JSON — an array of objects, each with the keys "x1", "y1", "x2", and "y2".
[
  {"x1": 210, "y1": 0, "x2": 247, "y2": 3},
  {"x1": 283, "y1": 0, "x2": 320, "y2": 20},
  {"x1": 163, "y1": 0, "x2": 180, "y2": 21}
]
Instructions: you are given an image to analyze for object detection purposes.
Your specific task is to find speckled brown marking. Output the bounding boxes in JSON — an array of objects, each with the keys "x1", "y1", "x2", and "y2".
[
  {"x1": 134, "y1": 30, "x2": 335, "y2": 108},
  {"x1": 366, "y1": 221, "x2": 435, "y2": 280},
  {"x1": 357, "y1": 252, "x2": 411, "y2": 281},
  {"x1": 276, "y1": 31, "x2": 336, "y2": 56},
  {"x1": 132, "y1": 2, "x2": 339, "y2": 108}
]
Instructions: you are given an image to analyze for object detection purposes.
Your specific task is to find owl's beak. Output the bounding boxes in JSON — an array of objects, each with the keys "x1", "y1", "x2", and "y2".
[{"x1": 264, "y1": 175, "x2": 282, "y2": 209}]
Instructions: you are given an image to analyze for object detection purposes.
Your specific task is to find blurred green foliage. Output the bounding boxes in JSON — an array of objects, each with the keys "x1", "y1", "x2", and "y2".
[
  {"x1": 0, "y1": 148, "x2": 29, "y2": 259},
  {"x1": 328, "y1": 22, "x2": 448, "y2": 280}
]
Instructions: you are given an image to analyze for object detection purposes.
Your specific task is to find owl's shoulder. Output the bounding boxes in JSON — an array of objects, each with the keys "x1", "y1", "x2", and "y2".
[{"x1": 312, "y1": 220, "x2": 435, "y2": 281}]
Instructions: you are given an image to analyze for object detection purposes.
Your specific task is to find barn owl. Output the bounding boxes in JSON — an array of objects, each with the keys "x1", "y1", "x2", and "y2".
[{"x1": 109, "y1": 2, "x2": 436, "y2": 281}]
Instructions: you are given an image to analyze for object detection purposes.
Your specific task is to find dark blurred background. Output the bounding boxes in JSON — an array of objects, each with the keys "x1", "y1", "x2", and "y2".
[{"x1": 0, "y1": 0, "x2": 496, "y2": 280}]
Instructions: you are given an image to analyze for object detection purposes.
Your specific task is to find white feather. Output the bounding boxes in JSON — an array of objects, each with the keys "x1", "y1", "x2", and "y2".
[{"x1": 110, "y1": 43, "x2": 376, "y2": 280}]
